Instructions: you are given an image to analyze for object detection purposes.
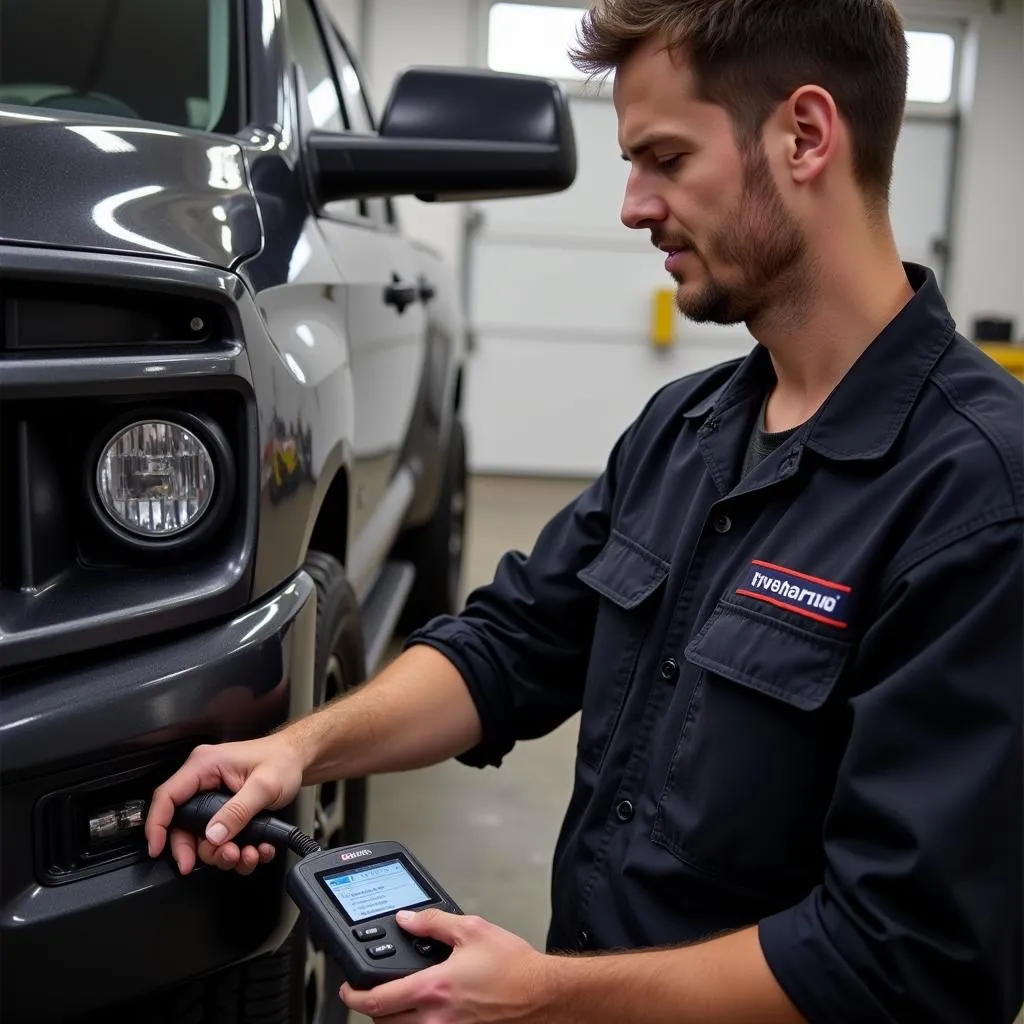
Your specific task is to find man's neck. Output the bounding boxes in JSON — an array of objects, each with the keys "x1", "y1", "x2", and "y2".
[{"x1": 750, "y1": 236, "x2": 915, "y2": 434}]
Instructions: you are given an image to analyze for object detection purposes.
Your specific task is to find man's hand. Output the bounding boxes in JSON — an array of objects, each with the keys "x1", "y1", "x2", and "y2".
[
  {"x1": 341, "y1": 909, "x2": 554, "y2": 1023},
  {"x1": 144, "y1": 734, "x2": 305, "y2": 876}
]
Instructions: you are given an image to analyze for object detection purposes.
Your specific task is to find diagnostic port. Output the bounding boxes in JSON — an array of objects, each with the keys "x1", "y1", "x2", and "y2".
[
  {"x1": 87, "y1": 799, "x2": 147, "y2": 846},
  {"x1": 34, "y1": 745, "x2": 198, "y2": 884}
]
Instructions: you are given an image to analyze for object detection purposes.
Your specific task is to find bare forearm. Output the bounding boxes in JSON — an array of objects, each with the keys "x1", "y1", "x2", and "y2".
[
  {"x1": 287, "y1": 645, "x2": 483, "y2": 785},
  {"x1": 543, "y1": 927, "x2": 805, "y2": 1024}
]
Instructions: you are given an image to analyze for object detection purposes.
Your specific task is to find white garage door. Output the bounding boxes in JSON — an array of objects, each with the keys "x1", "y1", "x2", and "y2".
[{"x1": 465, "y1": 2, "x2": 961, "y2": 477}]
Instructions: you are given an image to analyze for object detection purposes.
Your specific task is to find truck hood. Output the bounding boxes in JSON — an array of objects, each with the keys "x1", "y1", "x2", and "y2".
[{"x1": 0, "y1": 107, "x2": 263, "y2": 268}]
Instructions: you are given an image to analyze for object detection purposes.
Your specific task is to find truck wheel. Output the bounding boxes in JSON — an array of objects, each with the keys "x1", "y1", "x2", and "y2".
[
  {"x1": 301, "y1": 551, "x2": 368, "y2": 1024},
  {"x1": 304, "y1": 550, "x2": 368, "y2": 852},
  {"x1": 396, "y1": 417, "x2": 468, "y2": 633}
]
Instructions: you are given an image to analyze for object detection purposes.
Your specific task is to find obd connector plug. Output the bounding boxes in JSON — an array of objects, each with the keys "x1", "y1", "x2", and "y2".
[{"x1": 172, "y1": 790, "x2": 321, "y2": 857}]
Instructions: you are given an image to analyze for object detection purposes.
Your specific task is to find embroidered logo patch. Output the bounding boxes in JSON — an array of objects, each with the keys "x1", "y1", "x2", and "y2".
[{"x1": 737, "y1": 559, "x2": 851, "y2": 628}]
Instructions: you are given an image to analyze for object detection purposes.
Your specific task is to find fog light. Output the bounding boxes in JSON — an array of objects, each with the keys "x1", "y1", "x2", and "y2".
[{"x1": 96, "y1": 420, "x2": 215, "y2": 537}]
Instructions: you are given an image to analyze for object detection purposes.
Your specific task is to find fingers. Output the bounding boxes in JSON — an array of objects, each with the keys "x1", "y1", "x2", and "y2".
[
  {"x1": 198, "y1": 838, "x2": 240, "y2": 869},
  {"x1": 236, "y1": 845, "x2": 261, "y2": 876},
  {"x1": 340, "y1": 914, "x2": 467, "y2": 1018},
  {"x1": 146, "y1": 739, "x2": 295, "y2": 877},
  {"x1": 202, "y1": 769, "x2": 279, "y2": 847},
  {"x1": 145, "y1": 763, "x2": 204, "y2": 858},
  {"x1": 166, "y1": 834, "x2": 273, "y2": 877},
  {"x1": 169, "y1": 829, "x2": 198, "y2": 875},
  {"x1": 396, "y1": 908, "x2": 466, "y2": 945},
  {"x1": 164, "y1": 826, "x2": 276, "y2": 876},
  {"x1": 164, "y1": 835, "x2": 276, "y2": 876},
  {"x1": 196, "y1": 840, "x2": 277, "y2": 874},
  {"x1": 226, "y1": 843, "x2": 277, "y2": 876},
  {"x1": 145, "y1": 744, "x2": 229, "y2": 859}
]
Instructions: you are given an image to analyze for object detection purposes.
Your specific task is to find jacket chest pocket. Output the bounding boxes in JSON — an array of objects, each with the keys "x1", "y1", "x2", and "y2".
[
  {"x1": 575, "y1": 531, "x2": 670, "y2": 773},
  {"x1": 652, "y1": 600, "x2": 850, "y2": 898}
]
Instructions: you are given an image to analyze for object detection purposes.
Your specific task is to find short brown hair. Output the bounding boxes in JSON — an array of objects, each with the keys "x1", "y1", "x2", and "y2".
[{"x1": 570, "y1": 0, "x2": 909, "y2": 204}]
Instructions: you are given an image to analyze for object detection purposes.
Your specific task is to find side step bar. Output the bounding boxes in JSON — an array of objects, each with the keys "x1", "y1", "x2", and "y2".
[{"x1": 359, "y1": 560, "x2": 416, "y2": 677}]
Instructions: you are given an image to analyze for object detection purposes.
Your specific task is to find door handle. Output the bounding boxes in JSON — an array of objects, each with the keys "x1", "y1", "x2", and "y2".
[{"x1": 384, "y1": 276, "x2": 418, "y2": 313}]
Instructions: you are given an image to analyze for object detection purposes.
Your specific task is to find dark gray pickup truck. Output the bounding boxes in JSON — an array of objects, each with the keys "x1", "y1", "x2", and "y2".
[{"x1": 0, "y1": 1, "x2": 575, "y2": 1021}]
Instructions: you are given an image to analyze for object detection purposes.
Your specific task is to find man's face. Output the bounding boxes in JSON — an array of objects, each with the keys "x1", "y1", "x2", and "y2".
[{"x1": 615, "y1": 39, "x2": 806, "y2": 326}]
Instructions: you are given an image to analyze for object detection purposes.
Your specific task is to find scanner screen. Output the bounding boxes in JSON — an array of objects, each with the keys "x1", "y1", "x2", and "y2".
[{"x1": 324, "y1": 858, "x2": 431, "y2": 923}]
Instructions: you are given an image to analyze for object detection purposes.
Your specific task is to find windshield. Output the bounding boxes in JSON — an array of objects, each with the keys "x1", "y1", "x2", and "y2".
[{"x1": 0, "y1": 0, "x2": 240, "y2": 133}]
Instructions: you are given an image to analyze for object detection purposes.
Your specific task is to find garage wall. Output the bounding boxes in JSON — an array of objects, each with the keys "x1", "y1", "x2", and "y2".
[
  {"x1": 356, "y1": 0, "x2": 1024, "y2": 474},
  {"x1": 947, "y1": 0, "x2": 1024, "y2": 339},
  {"x1": 465, "y1": 106, "x2": 964, "y2": 475}
]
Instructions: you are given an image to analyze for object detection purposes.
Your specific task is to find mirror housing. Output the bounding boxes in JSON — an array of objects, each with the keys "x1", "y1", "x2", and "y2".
[{"x1": 307, "y1": 67, "x2": 577, "y2": 204}]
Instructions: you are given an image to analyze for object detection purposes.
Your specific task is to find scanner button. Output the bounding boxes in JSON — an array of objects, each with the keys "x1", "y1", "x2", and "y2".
[
  {"x1": 413, "y1": 939, "x2": 438, "y2": 957},
  {"x1": 367, "y1": 942, "x2": 396, "y2": 959},
  {"x1": 354, "y1": 926, "x2": 386, "y2": 941}
]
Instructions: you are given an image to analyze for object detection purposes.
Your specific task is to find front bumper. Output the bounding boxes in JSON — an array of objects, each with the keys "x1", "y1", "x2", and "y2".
[{"x1": 0, "y1": 571, "x2": 317, "y2": 1022}]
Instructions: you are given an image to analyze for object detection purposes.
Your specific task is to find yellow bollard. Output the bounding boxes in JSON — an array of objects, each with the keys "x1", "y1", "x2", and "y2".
[{"x1": 650, "y1": 287, "x2": 676, "y2": 348}]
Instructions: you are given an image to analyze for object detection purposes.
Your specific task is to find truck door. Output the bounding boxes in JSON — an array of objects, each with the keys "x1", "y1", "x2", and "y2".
[{"x1": 286, "y1": 0, "x2": 426, "y2": 542}]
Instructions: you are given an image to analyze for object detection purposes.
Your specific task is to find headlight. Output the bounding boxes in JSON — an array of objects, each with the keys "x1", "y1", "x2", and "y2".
[{"x1": 95, "y1": 420, "x2": 216, "y2": 538}]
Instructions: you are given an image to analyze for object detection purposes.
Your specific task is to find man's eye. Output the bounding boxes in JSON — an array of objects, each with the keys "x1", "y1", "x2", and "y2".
[{"x1": 657, "y1": 155, "x2": 683, "y2": 171}]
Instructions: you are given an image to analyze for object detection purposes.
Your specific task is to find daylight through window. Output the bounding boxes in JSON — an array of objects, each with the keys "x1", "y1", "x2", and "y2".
[
  {"x1": 906, "y1": 30, "x2": 957, "y2": 104},
  {"x1": 487, "y1": 3, "x2": 958, "y2": 106}
]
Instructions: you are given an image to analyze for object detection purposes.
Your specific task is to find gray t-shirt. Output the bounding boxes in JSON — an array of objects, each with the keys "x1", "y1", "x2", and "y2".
[{"x1": 742, "y1": 396, "x2": 798, "y2": 477}]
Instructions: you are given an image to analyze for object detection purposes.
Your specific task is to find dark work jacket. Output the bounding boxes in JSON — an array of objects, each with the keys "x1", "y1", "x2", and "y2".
[{"x1": 406, "y1": 263, "x2": 1024, "y2": 1024}]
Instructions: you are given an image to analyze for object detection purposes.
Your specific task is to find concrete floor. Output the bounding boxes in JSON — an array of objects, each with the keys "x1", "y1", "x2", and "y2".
[{"x1": 350, "y1": 475, "x2": 587, "y2": 1023}]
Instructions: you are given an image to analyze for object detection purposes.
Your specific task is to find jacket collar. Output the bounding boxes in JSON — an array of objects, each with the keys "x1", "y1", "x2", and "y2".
[{"x1": 681, "y1": 263, "x2": 956, "y2": 461}]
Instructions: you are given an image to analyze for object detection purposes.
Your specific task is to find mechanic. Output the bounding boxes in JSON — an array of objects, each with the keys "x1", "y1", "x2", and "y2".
[{"x1": 146, "y1": 1, "x2": 1024, "y2": 1021}]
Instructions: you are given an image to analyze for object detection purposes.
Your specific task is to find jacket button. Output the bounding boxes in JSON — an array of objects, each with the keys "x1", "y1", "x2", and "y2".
[
  {"x1": 615, "y1": 799, "x2": 634, "y2": 823},
  {"x1": 576, "y1": 928, "x2": 590, "y2": 949},
  {"x1": 713, "y1": 514, "x2": 732, "y2": 534},
  {"x1": 660, "y1": 658, "x2": 679, "y2": 682}
]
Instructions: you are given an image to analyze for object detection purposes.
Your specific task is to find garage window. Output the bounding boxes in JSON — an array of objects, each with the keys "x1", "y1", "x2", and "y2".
[
  {"x1": 487, "y1": 3, "x2": 590, "y2": 82},
  {"x1": 486, "y1": 3, "x2": 959, "y2": 108},
  {"x1": 906, "y1": 30, "x2": 957, "y2": 105}
]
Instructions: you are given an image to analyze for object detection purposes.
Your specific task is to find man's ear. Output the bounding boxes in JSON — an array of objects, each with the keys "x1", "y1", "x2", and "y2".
[{"x1": 782, "y1": 85, "x2": 840, "y2": 186}]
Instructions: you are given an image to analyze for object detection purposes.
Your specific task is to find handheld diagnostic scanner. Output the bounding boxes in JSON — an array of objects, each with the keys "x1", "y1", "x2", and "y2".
[{"x1": 172, "y1": 792, "x2": 462, "y2": 989}]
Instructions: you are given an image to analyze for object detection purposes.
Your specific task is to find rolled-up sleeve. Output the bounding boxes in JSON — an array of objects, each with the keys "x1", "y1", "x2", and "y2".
[
  {"x1": 759, "y1": 519, "x2": 1023, "y2": 1023},
  {"x1": 403, "y1": 423, "x2": 639, "y2": 768}
]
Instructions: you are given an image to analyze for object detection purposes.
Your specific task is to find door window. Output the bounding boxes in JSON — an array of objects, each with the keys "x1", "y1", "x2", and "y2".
[
  {"x1": 332, "y1": 35, "x2": 375, "y2": 135},
  {"x1": 0, "y1": 0, "x2": 238, "y2": 132},
  {"x1": 285, "y1": 0, "x2": 373, "y2": 220},
  {"x1": 328, "y1": 24, "x2": 398, "y2": 228},
  {"x1": 285, "y1": 0, "x2": 345, "y2": 133}
]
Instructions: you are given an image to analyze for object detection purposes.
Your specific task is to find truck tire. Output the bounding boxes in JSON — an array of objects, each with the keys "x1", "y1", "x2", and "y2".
[
  {"x1": 304, "y1": 550, "x2": 368, "y2": 853},
  {"x1": 205, "y1": 552, "x2": 367, "y2": 1024},
  {"x1": 297, "y1": 550, "x2": 367, "y2": 1024},
  {"x1": 396, "y1": 416, "x2": 469, "y2": 633}
]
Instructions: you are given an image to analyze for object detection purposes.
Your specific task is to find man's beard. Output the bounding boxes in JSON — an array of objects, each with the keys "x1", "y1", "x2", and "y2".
[{"x1": 660, "y1": 144, "x2": 807, "y2": 326}]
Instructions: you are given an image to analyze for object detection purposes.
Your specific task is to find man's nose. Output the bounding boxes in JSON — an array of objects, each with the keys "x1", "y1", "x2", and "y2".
[{"x1": 620, "y1": 173, "x2": 668, "y2": 230}]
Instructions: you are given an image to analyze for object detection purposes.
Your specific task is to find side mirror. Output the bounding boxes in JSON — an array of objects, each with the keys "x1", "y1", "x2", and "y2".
[{"x1": 307, "y1": 67, "x2": 577, "y2": 203}]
